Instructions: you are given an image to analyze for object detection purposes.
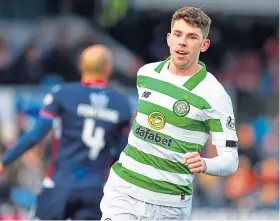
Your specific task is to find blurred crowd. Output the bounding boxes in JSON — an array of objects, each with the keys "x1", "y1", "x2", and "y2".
[
  {"x1": 195, "y1": 116, "x2": 279, "y2": 210},
  {"x1": 0, "y1": 30, "x2": 93, "y2": 85},
  {"x1": 0, "y1": 9, "x2": 279, "y2": 219}
]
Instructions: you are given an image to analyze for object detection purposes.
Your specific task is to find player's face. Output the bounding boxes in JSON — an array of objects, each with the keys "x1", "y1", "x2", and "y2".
[{"x1": 167, "y1": 19, "x2": 210, "y2": 69}]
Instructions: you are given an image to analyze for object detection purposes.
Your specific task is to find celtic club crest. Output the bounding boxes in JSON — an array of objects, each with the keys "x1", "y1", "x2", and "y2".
[{"x1": 173, "y1": 100, "x2": 190, "y2": 117}]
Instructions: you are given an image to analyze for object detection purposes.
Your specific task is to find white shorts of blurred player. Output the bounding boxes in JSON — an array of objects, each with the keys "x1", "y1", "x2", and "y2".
[{"x1": 100, "y1": 173, "x2": 192, "y2": 221}]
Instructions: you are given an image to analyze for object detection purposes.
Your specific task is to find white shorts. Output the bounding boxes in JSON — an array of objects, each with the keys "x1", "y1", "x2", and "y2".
[{"x1": 100, "y1": 178, "x2": 192, "y2": 221}]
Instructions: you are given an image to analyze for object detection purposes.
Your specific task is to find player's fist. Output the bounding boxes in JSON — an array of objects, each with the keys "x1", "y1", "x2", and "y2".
[
  {"x1": 0, "y1": 163, "x2": 5, "y2": 175},
  {"x1": 181, "y1": 152, "x2": 207, "y2": 173}
]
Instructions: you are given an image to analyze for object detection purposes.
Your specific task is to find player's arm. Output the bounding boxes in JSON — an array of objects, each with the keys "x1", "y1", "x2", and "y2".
[
  {"x1": 1, "y1": 116, "x2": 53, "y2": 167},
  {"x1": 0, "y1": 87, "x2": 62, "y2": 172},
  {"x1": 182, "y1": 90, "x2": 239, "y2": 176}
]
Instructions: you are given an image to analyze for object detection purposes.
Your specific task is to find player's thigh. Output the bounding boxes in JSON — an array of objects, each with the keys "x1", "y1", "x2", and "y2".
[
  {"x1": 159, "y1": 206, "x2": 192, "y2": 220},
  {"x1": 141, "y1": 198, "x2": 192, "y2": 220},
  {"x1": 34, "y1": 187, "x2": 69, "y2": 220},
  {"x1": 100, "y1": 187, "x2": 138, "y2": 220},
  {"x1": 159, "y1": 201, "x2": 192, "y2": 220}
]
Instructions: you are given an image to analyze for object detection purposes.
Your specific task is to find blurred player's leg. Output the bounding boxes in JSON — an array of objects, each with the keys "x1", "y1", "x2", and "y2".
[
  {"x1": 34, "y1": 186, "x2": 69, "y2": 220},
  {"x1": 64, "y1": 187, "x2": 104, "y2": 220}
]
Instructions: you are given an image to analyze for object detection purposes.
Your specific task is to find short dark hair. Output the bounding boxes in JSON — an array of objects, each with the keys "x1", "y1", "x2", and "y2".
[{"x1": 171, "y1": 6, "x2": 212, "y2": 39}]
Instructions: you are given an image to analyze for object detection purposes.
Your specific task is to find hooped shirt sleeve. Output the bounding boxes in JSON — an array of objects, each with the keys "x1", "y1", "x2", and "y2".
[{"x1": 202, "y1": 89, "x2": 238, "y2": 148}]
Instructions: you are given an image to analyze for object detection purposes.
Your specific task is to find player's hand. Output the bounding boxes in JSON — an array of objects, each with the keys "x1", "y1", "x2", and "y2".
[
  {"x1": 0, "y1": 163, "x2": 5, "y2": 175},
  {"x1": 181, "y1": 152, "x2": 207, "y2": 173}
]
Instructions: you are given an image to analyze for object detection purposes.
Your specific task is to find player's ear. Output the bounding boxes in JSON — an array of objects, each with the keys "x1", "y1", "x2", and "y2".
[
  {"x1": 79, "y1": 59, "x2": 84, "y2": 75},
  {"x1": 104, "y1": 64, "x2": 112, "y2": 78},
  {"x1": 166, "y1": 33, "x2": 171, "y2": 47},
  {"x1": 200, "y1": 39, "x2": 210, "y2": 52}
]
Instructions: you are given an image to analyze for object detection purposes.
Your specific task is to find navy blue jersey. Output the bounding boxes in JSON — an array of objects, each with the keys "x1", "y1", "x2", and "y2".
[{"x1": 40, "y1": 82, "x2": 131, "y2": 188}]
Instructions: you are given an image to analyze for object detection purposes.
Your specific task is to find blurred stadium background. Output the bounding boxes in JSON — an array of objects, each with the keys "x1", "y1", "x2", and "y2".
[{"x1": 0, "y1": 0, "x2": 278, "y2": 219}]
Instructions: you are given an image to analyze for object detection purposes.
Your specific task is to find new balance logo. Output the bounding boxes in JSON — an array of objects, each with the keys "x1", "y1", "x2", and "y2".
[{"x1": 141, "y1": 91, "x2": 151, "y2": 98}]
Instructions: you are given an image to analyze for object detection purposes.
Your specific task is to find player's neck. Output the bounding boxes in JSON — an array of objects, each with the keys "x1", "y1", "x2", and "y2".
[
  {"x1": 81, "y1": 74, "x2": 108, "y2": 86},
  {"x1": 82, "y1": 74, "x2": 107, "y2": 82},
  {"x1": 168, "y1": 60, "x2": 201, "y2": 76}
]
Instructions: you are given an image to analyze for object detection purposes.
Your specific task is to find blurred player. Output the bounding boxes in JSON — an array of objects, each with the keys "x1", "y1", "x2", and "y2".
[
  {"x1": 100, "y1": 6, "x2": 239, "y2": 220},
  {"x1": 0, "y1": 45, "x2": 132, "y2": 220}
]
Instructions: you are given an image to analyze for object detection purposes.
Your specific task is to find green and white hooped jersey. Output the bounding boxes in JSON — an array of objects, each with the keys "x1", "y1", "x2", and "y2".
[{"x1": 111, "y1": 57, "x2": 238, "y2": 207}]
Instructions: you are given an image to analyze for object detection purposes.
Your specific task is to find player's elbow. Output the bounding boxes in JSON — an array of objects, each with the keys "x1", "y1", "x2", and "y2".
[
  {"x1": 224, "y1": 155, "x2": 239, "y2": 176},
  {"x1": 229, "y1": 157, "x2": 239, "y2": 175},
  {"x1": 218, "y1": 147, "x2": 239, "y2": 176}
]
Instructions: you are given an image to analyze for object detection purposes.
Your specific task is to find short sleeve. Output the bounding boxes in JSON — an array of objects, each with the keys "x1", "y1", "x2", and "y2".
[
  {"x1": 202, "y1": 90, "x2": 238, "y2": 148},
  {"x1": 40, "y1": 86, "x2": 62, "y2": 119}
]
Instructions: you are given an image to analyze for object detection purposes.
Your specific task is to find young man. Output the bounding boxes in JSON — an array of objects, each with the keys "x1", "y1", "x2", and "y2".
[
  {"x1": 0, "y1": 45, "x2": 132, "y2": 220},
  {"x1": 100, "y1": 6, "x2": 239, "y2": 220}
]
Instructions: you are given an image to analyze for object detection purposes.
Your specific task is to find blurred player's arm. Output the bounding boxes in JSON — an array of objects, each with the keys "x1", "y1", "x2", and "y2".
[
  {"x1": 182, "y1": 90, "x2": 239, "y2": 176},
  {"x1": 1, "y1": 116, "x2": 53, "y2": 166},
  {"x1": 0, "y1": 87, "x2": 62, "y2": 172}
]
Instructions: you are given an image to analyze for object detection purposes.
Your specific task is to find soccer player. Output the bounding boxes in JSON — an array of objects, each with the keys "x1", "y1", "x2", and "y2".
[
  {"x1": 100, "y1": 6, "x2": 239, "y2": 220},
  {"x1": 0, "y1": 45, "x2": 132, "y2": 220}
]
